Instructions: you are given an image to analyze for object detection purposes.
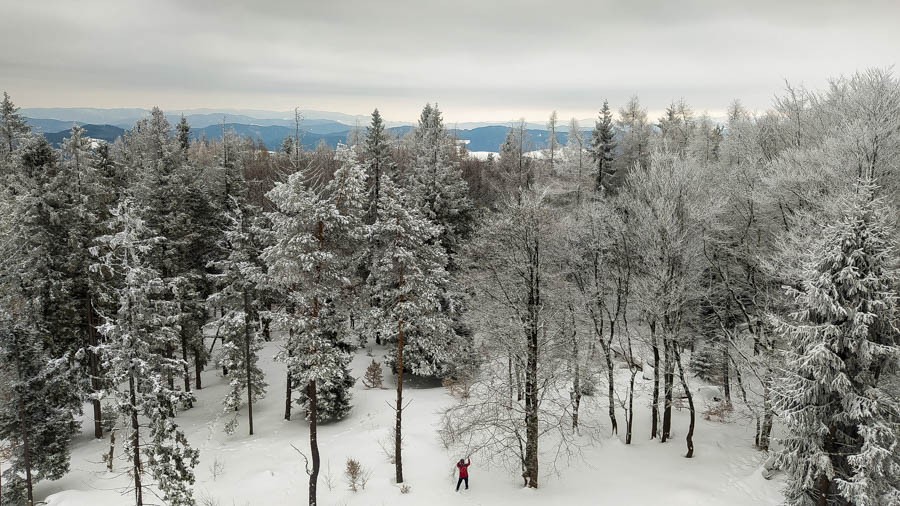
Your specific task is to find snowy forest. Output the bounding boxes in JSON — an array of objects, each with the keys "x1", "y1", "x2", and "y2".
[{"x1": 1, "y1": 67, "x2": 899, "y2": 506}]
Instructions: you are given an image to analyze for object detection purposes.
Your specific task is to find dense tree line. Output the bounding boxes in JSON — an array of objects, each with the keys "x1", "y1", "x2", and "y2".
[{"x1": 1, "y1": 68, "x2": 899, "y2": 506}]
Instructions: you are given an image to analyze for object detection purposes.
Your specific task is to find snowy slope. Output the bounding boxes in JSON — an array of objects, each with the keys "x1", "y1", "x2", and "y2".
[{"x1": 36, "y1": 339, "x2": 784, "y2": 505}]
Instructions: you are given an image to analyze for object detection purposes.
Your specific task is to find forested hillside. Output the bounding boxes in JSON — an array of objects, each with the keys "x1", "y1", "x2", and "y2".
[{"x1": 1, "y1": 68, "x2": 899, "y2": 506}]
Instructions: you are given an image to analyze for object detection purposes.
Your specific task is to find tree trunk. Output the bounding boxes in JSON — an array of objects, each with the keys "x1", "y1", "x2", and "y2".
[
  {"x1": 87, "y1": 298, "x2": 103, "y2": 438},
  {"x1": 673, "y1": 345, "x2": 695, "y2": 458},
  {"x1": 284, "y1": 372, "x2": 292, "y2": 421},
  {"x1": 194, "y1": 349, "x2": 203, "y2": 390},
  {"x1": 165, "y1": 343, "x2": 175, "y2": 392},
  {"x1": 651, "y1": 321, "x2": 660, "y2": 439},
  {"x1": 570, "y1": 307, "x2": 581, "y2": 431},
  {"x1": 604, "y1": 344, "x2": 617, "y2": 435},
  {"x1": 307, "y1": 381, "x2": 320, "y2": 506},
  {"x1": 244, "y1": 290, "x2": 254, "y2": 436},
  {"x1": 285, "y1": 338, "x2": 293, "y2": 421},
  {"x1": 722, "y1": 344, "x2": 731, "y2": 405},
  {"x1": 661, "y1": 336, "x2": 673, "y2": 442},
  {"x1": 507, "y1": 353, "x2": 514, "y2": 401},
  {"x1": 18, "y1": 398, "x2": 34, "y2": 506},
  {"x1": 180, "y1": 328, "x2": 192, "y2": 409},
  {"x1": 394, "y1": 318, "x2": 405, "y2": 484},
  {"x1": 759, "y1": 376, "x2": 774, "y2": 451},
  {"x1": 524, "y1": 318, "x2": 539, "y2": 488},
  {"x1": 626, "y1": 368, "x2": 636, "y2": 444},
  {"x1": 523, "y1": 244, "x2": 540, "y2": 489},
  {"x1": 129, "y1": 375, "x2": 143, "y2": 506},
  {"x1": 107, "y1": 428, "x2": 116, "y2": 472}
]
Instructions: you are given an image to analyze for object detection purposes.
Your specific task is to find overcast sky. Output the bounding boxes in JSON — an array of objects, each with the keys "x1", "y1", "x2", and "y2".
[{"x1": 2, "y1": 0, "x2": 898, "y2": 123}]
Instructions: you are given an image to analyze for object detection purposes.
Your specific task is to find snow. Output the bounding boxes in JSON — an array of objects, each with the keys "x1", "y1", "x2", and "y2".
[
  {"x1": 36, "y1": 339, "x2": 784, "y2": 505},
  {"x1": 467, "y1": 151, "x2": 496, "y2": 161}
]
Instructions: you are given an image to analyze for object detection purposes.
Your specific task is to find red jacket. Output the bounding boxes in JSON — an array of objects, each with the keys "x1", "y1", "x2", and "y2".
[{"x1": 457, "y1": 460, "x2": 471, "y2": 478}]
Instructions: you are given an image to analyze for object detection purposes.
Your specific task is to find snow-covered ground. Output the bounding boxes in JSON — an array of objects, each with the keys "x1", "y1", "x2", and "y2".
[{"x1": 36, "y1": 340, "x2": 784, "y2": 505}]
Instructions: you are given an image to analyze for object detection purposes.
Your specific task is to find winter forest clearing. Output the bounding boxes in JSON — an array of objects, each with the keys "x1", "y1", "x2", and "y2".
[
  {"x1": 36, "y1": 340, "x2": 783, "y2": 505},
  {"x1": 3, "y1": 51, "x2": 900, "y2": 506}
]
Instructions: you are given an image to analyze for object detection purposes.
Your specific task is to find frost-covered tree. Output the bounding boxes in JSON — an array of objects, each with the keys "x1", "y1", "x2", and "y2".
[
  {"x1": 364, "y1": 108, "x2": 393, "y2": 224},
  {"x1": 590, "y1": 100, "x2": 616, "y2": 192},
  {"x1": 407, "y1": 103, "x2": 475, "y2": 261},
  {"x1": 125, "y1": 107, "x2": 217, "y2": 396},
  {"x1": 618, "y1": 149, "x2": 715, "y2": 456},
  {"x1": 774, "y1": 184, "x2": 900, "y2": 506},
  {"x1": 0, "y1": 92, "x2": 29, "y2": 161},
  {"x1": 176, "y1": 115, "x2": 191, "y2": 155},
  {"x1": 443, "y1": 189, "x2": 569, "y2": 488},
  {"x1": 265, "y1": 147, "x2": 365, "y2": 424},
  {"x1": 263, "y1": 147, "x2": 367, "y2": 504},
  {"x1": 367, "y1": 174, "x2": 451, "y2": 483},
  {"x1": 208, "y1": 201, "x2": 267, "y2": 436},
  {"x1": 657, "y1": 99, "x2": 695, "y2": 156},
  {"x1": 58, "y1": 125, "x2": 118, "y2": 439},
  {"x1": 545, "y1": 110, "x2": 559, "y2": 175},
  {"x1": 616, "y1": 96, "x2": 651, "y2": 178},
  {"x1": 93, "y1": 199, "x2": 199, "y2": 506},
  {"x1": 0, "y1": 311, "x2": 78, "y2": 506},
  {"x1": 497, "y1": 119, "x2": 534, "y2": 198},
  {"x1": 565, "y1": 117, "x2": 586, "y2": 191}
]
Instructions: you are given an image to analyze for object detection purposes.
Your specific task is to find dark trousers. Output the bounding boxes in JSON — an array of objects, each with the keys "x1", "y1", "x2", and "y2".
[{"x1": 456, "y1": 476, "x2": 469, "y2": 491}]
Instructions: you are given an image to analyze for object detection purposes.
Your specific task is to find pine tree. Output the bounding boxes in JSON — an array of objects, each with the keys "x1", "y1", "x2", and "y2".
[
  {"x1": 209, "y1": 201, "x2": 268, "y2": 436},
  {"x1": 265, "y1": 147, "x2": 365, "y2": 424},
  {"x1": 774, "y1": 184, "x2": 900, "y2": 506},
  {"x1": 93, "y1": 199, "x2": 199, "y2": 506},
  {"x1": 590, "y1": 100, "x2": 616, "y2": 192},
  {"x1": 366, "y1": 174, "x2": 452, "y2": 483},
  {"x1": 263, "y1": 147, "x2": 367, "y2": 505}
]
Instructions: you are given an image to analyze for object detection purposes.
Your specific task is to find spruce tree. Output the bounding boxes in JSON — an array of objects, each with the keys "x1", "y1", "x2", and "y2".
[
  {"x1": 364, "y1": 108, "x2": 393, "y2": 223},
  {"x1": 176, "y1": 115, "x2": 191, "y2": 155},
  {"x1": 93, "y1": 199, "x2": 199, "y2": 506},
  {"x1": 590, "y1": 100, "x2": 616, "y2": 192},
  {"x1": 393, "y1": 104, "x2": 475, "y2": 378},
  {"x1": 408, "y1": 103, "x2": 475, "y2": 258},
  {"x1": 774, "y1": 184, "x2": 900, "y2": 506},
  {"x1": 60, "y1": 125, "x2": 115, "y2": 438},
  {"x1": 208, "y1": 201, "x2": 268, "y2": 436},
  {"x1": 366, "y1": 174, "x2": 452, "y2": 483},
  {"x1": 0, "y1": 312, "x2": 79, "y2": 506},
  {"x1": 0, "y1": 92, "x2": 29, "y2": 161}
]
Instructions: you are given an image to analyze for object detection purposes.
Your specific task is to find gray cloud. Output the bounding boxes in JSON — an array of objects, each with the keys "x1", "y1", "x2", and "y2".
[{"x1": 2, "y1": 0, "x2": 898, "y2": 122}]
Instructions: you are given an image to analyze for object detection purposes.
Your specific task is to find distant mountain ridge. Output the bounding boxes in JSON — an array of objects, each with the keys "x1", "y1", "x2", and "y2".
[
  {"x1": 28, "y1": 108, "x2": 596, "y2": 152},
  {"x1": 20, "y1": 107, "x2": 414, "y2": 130}
]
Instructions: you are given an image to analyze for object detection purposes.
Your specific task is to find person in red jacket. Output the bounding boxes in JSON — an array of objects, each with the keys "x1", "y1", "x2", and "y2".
[{"x1": 456, "y1": 457, "x2": 471, "y2": 491}]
